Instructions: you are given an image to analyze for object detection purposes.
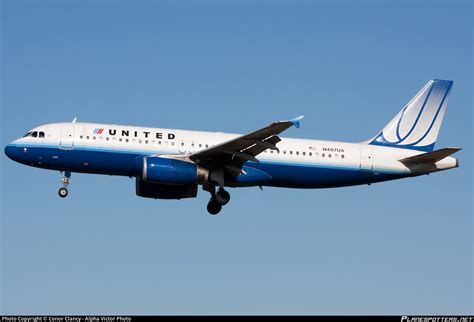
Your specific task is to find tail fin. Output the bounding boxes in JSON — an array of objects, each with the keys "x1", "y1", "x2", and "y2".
[{"x1": 368, "y1": 79, "x2": 453, "y2": 152}]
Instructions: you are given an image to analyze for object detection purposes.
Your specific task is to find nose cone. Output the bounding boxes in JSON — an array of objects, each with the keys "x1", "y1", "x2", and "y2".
[
  {"x1": 4, "y1": 142, "x2": 21, "y2": 162},
  {"x1": 5, "y1": 144, "x2": 14, "y2": 160}
]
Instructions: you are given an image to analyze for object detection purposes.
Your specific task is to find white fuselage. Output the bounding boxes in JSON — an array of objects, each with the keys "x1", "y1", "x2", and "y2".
[{"x1": 6, "y1": 122, "x2": 458, "y2": 188}]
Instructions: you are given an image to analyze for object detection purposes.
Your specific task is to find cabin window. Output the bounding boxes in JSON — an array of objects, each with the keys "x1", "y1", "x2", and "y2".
[
  {"x1": 86, "y1": 136, "x2": 90, "y2": 140},
  {"x1": 171, "y1": 142, "x2": 175, "y2": 146},
  {"x1": 322, "y1": 153, "x2": 325, "y2": 157},
  {"x1": 283, "y1": 150, "x2": 286, "y2": 154},
  {"x1": 270, "y1": 150, "x2": 274, "y2": 154},
  {"x1": 158, "y1": 141, "x2": 161, "y2": 145},
  {"x1": 309, "y1": 152, "x2": 312, "y2": 156},
  {"x1": 125, "y1": 139, "x2": 129, "y2": 143},
  {"x1": 138, "y1": 139, "x2": 142, "y2": 144},
  {"x1": 199, "y1": 144, "x2": 202, "y2": 148},
  {"x1": 119, "y1": 138, "x2": 122, "y2": 142},
  {"x1": 296, "y1": 151, "x2": 299, "y2": 155},
  {"x1": 181, "y1": 142, "x2": 184, "y2": 146},
  {"x1": 302, "y1": 152, "x2": 305, "y2": 156},
  {"x1": 145, "y1": 140, "x2": 148, "y2": 144},
  {"x1": 191, "y1": 143, "x2": 195, "y2": 147},
  {"x1": 341, "y1": 155, "x2": 345, "y2": 159},
  {"x1": 328, "y1": 154, "x2": 332, "y2": 158},
  {"x1": 106, "y1": 137, "x2": 109, "y2": 141},
  {"x1": 80, "y1": 135, "x2": 83, "y2": 139}
]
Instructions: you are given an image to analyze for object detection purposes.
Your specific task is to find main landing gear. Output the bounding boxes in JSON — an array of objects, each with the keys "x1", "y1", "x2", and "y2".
[
  {"x1": 205, "y1": 186, "x2": 231, "y2": 215},
  {"x1": 58, "y1": 171, "x2": 71, "y2": 198}
]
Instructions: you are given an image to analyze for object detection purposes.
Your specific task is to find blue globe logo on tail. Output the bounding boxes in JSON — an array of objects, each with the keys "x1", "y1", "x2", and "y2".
[{"x1": 369, "y1": 79, "x2": 453, "y2": 152}]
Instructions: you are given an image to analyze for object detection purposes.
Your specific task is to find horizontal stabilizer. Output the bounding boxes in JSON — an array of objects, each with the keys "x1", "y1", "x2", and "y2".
[{"x1": 399, "y1": 147, "x2": 461, "y2": 165}]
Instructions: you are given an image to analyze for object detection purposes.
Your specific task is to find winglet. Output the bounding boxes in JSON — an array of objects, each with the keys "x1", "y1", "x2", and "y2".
[{"x1": 290, "y1": 115, "x2": 304, "y2": 129}]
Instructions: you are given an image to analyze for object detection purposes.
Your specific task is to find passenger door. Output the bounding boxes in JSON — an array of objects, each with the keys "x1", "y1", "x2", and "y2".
[
  {"x1": 60, "y1": 124, "x2": 75, "y2": 150},
  {"x1": 360, "y1": 146, "x2": 373, "y2": 171}
]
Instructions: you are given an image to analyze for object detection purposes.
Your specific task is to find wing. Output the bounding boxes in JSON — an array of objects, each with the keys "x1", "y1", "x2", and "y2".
[{"x1": 189, "y1": 115, "x2": 304, "y2": 177}]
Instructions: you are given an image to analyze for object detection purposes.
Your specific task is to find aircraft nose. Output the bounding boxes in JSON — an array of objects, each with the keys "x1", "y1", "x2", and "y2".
[
  {"x1": 4, "y1": 142, "x2": 20, "y2": 161},
  {"x1": 5, "y1": 144, "x2": 14, "y2": 160}
]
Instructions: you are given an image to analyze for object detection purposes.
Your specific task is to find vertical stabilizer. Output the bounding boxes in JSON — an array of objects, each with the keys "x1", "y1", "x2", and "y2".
[{"x1": 369, "y1": 79, "x2": 453, "y2": 151}]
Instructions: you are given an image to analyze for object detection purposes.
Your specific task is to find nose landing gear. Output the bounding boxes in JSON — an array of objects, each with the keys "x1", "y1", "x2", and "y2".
[{"x1": 58, "y1": 171, "x2": 71, "y2": 198}]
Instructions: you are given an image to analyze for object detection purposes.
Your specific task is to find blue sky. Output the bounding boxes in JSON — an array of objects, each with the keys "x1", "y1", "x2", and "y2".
[{"x1": 1, "y1": 0, "x2": 472, "y2": 315}]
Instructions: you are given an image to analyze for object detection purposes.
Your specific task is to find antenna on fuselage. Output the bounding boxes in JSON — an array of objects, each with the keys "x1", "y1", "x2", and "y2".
[{"x1": 72, "y1": 117, "x2": 77, "y2": 123}]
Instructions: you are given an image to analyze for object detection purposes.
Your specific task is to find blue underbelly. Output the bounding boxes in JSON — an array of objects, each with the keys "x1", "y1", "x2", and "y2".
[
  {"x1": 5, "y1": 145, "x2": 404, "y2": 188},
  {"x1": 247, "y1": 161, "x2": 386, "y2": 188},
  {"x1": 6, "y1": 145, "x2": 142, "y2": 176}
]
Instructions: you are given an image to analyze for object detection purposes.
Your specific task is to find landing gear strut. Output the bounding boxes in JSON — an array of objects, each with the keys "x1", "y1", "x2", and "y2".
[
  {"x1": 204, "y1": 185, "x2": 231, "y2": 215},
  {"x1": 58, "y1": 171, "x2": 71, "y2": 198}
]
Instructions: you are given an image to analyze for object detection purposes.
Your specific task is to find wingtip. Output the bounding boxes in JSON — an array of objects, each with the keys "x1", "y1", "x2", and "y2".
[
  {"x1": 290, "y1": 115, "x2": 304, "y2": 128},
  {"x1": 445, "y1": 147, "x2": 462, "y2": 152}
]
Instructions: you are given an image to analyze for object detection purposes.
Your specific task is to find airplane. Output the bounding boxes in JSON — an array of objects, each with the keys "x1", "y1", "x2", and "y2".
[{"x1": 4, "y1": 79, "x2": 460, "y2": 215}]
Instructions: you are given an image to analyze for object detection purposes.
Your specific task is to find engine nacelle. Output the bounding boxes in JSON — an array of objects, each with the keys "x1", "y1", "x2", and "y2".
[
  {"x1": 142, "y1": 156, "x2": 208, "y2": 185},
  {"x1": 136, "y1": 177, "x2": 197, "y2": 199}
]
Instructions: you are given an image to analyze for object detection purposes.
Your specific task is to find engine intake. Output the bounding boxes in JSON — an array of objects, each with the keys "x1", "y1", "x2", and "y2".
[{"x1": 142, "y1": 156, "x2": 208, "y2": 185}]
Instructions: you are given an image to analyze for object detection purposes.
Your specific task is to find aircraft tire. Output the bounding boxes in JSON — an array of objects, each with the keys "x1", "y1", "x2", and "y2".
[
  {"x1": 215, "y1": 189, "x2": 230, "y2": 205},
  {"x1": 207, "y1": 199, "x2": 222, "y2": 215},
  {"x1": 58, "y1": 187, "x2": 68, "y2": 198}
]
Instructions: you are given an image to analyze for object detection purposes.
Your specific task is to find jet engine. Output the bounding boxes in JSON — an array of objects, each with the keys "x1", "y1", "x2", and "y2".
[{"x1": 141, "y1": 156, "x2": 208, "y2": 185}]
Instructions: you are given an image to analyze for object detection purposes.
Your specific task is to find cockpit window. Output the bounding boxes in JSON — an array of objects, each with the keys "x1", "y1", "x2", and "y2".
[{"x1": 22, "y1": 131, "x2": 45, "y2": 138}]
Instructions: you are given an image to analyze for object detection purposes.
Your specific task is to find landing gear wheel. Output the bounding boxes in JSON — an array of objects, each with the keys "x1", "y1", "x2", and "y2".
[
  {"x1": 58, "y1": 187, "x2": 68, "y2": 198},
  {"x1": 215, "y1": 189, "x2": 230, "y2": 205},
  {"x1": 59, "y1": 171, "x2": 71, "y2": 198},
  {"x1": 207, "y1": 199, "x2": 222, "y2": 215}
]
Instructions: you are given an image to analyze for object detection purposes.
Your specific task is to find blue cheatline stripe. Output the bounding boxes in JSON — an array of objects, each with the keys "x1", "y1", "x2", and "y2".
[
  {"x1": 7, "y1": 142, "x2": 406, "y2": 175},
  {"x1": 8, "y1": 142, "x2": 168, "y2": 155},
  {"x1": 369, "y1": 133, "x2": 435, "y2": 152}
]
